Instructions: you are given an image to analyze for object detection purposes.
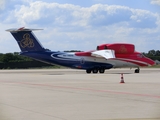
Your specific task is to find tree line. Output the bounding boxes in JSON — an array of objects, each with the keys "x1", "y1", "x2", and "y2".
[
  {"x1": 0, "y1": 50, "x2": 159, "y2": 69},
  {"x1": 142, "y1": 50, "x2": 160, "y2": 61},
  {"x1": 0, "y1": 52, "x2": 31, "y2": 63},
  {"x1": 0, "y1": 52, "x2": 53, "y2": 69}
]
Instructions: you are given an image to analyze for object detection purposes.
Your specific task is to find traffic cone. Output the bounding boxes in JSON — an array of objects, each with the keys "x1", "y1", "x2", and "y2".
[{"x1": 120, "y1": 73, "x2": 125, "y2": 83}]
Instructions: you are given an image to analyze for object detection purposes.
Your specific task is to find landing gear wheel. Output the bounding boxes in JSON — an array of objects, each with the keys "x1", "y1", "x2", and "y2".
[
  {"x1": 99, "y1": 68, "x2": 105, "y2": 73},
  {"x1": 92, "y1": 68, "x2": 98, "y2": 74},
  {"x1": 135, "y1": 68, "x2": 140, "y2": 73},
  {"x1": 86, "y1": 69, "x2": 91, "y2": 74}
]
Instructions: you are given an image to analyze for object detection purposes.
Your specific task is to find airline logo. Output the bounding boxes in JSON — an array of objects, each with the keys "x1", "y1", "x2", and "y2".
[
  {"x1": 119, "y1": 45, "x2": 127, "y2": 53},
  {"x1": 20, "y1": 33, "x2": 34, "y2": 48}
]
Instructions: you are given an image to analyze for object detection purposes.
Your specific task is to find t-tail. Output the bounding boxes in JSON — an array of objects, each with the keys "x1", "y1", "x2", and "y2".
[{"x1": 6, "y1": 27, "x2": 45, "y2": 52}]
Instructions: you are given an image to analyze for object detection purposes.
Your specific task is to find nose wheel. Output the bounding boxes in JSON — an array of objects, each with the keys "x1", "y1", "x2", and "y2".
[{"x1": 135, "y1": 68, "x2": 140, "y2": 73}]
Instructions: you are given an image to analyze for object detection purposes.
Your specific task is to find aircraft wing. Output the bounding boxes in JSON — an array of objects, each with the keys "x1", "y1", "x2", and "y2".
[{"x1": 91, "y1": 50, "x2": 115, "y2": 59}]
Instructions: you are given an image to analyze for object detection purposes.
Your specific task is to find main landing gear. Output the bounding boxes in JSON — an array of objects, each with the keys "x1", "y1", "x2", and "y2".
[
  {"x1": 86, "y1": 68, "x2": 105, "y2": 74},
  {"x1": 135, "y1": 68, "x2": 140, "y2": 73},
  {"x1": 86, "y1": 68, "x2": 140, "y2": 74}
]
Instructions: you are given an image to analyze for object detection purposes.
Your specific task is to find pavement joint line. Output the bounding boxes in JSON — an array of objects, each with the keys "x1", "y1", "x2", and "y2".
[{"x1": 1, "y1": 80, "x2": 160, "y2": 99}]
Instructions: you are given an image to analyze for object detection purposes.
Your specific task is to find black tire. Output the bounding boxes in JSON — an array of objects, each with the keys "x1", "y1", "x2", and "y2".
[
  {"x1": 86, "y1": 69, "x2": 92, "y2": 74},
  {"x1": 92, "y1": 68, "x2": 98, "y2": 73},
  {"x1": 99, "y1": 68, "x2": 105, "y2": 73},
  {"x1": 135, "y1": 69, "x2": 140, "y2": 73}
]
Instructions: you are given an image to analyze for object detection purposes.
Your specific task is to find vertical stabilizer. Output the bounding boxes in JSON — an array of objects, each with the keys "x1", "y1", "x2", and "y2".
[{"x1": 6, "y1": 27, "x2": 45, "y2": 52}]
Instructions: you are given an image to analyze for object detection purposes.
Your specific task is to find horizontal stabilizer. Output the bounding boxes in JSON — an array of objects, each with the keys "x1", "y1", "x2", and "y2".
[
  {"x1": 91, "y1": 50, "x2": 115, "y2": 59},
  {"x1": 6, "y1": 27, "x2": 43, "y2": 32}
]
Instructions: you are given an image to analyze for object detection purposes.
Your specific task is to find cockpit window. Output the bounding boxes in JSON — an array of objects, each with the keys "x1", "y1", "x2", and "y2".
[{"x1": 137, "y1": 54, "x2": 145, "y2": 58}]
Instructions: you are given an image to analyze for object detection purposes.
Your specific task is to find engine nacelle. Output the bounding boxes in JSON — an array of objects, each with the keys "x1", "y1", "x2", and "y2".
[{"x1": 97, "y1": 43, "x2": 135, "y2": 54}]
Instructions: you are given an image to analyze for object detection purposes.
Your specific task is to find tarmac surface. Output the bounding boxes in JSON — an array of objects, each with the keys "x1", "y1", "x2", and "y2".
[{"x1": 0, "y1": 68, "x2": 160, "y2": 120}]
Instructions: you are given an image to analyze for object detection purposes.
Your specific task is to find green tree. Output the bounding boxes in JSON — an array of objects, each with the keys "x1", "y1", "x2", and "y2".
[
  {"x1": 148, "y1": 50, "x2": 156, "y2": 56},
  {"x1": 155, "y1": 50, "x2": 160, "y2": 56}
]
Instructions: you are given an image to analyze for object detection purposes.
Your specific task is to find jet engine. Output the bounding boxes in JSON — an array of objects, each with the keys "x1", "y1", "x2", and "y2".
[{"x1": 97, "y1": 43, "x2": 135, "y2": 54}]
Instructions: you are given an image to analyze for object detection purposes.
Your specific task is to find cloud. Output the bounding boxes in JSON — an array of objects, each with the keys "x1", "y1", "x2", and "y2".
[
  {"x1": 0, "y1": 0, "x2": 6, "y2": 10},
  {"x1": 151, "y1": 0, "x2": 160, "y2": 6},
  {"x1": 7, "y1": 1, "x2": 158, "y2": 29},
  {"x1": 87, "y1": 4, "x2": 131, "y2": 26},
  {"x1": 11, "y1": 1, "x2": 80, "y2": 26},
  {"x1": 88, "y1": 4, "x2": 158, "y2": 28},
  {"x1": 130, "y1": 9, "x2": 158, "y2": 28},
  {"x1": 1, "y1": 1, "x2": 160, "y2": 53}
]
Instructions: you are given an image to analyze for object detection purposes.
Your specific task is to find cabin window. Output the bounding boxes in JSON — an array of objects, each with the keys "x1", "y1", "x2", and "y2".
[{"x1": 137, "y1": 54, "x2": 144, "y2": 58}]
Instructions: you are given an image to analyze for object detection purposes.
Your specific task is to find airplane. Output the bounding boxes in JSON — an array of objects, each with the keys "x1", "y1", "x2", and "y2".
[{"x1": 6, "y1": 27, "x2": 155, "y2": 74}]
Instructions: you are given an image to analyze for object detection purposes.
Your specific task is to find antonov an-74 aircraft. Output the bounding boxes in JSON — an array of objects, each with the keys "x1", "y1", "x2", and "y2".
[{"x1": 6, "y1": 27, "x2": 155, "y2": 73}]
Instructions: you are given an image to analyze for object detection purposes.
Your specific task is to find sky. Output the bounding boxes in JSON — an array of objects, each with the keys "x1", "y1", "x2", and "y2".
[{"x1": 0, "y1": 0, "x2": 160, "y2": 53}]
